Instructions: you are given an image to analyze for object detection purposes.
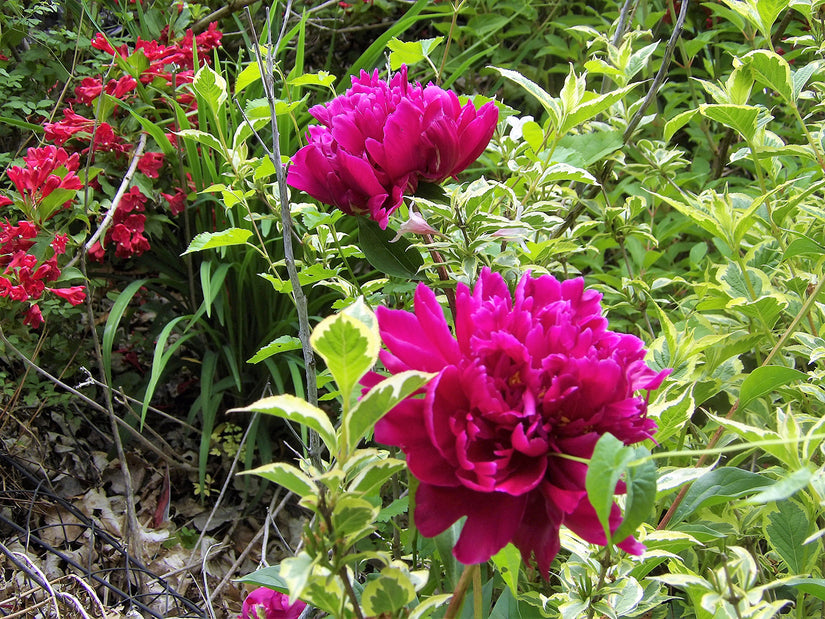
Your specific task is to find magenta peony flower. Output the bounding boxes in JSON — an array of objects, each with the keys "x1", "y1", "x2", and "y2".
[
  {"x1": 240, "y1": 587, "x2": 306, "y2": 619},
  {"x1": 287, "y1": 65, "x2": 498, "y2": 229},
  {"x1": 368, "y1": 268, "x2": 669, "y2": 575}
]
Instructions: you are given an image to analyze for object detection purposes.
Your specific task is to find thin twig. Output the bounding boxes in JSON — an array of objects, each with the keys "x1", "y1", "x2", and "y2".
[
  {"x1": 245, "y1": 4, "x2": 320, "y2": 465},
  {"x1": 77, "y1": 133, "x2": 148, "y2": 261}
]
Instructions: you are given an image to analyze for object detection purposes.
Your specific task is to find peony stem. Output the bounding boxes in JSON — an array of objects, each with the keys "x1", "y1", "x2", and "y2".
[{"x1": 444, "y1": 564, "x2": 479, "y2": 619}]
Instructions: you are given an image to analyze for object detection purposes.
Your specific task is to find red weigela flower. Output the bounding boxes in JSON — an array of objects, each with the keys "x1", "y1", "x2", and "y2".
[
  {"x1": 240, "y1": 588, "x2": 306, "y2": 619},
  {"x1": 6, "y1": 146, "x2": 82, "y2": 210},
  {"x1": 287, "y1": 65, "x2": 498, "y2": 229},
  {"x1": 49, "y1": 286, "x2": 86, "y2": 306},
  {"x1": 138, "y1": 151, "x2": 165, "y2": 178},
  {"x1": 368, "y1": 268, "x2": 669, "y2": 574}
]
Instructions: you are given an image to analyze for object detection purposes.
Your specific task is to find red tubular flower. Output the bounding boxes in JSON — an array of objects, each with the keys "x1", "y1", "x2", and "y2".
[
  {"x1": 23, "y1": 304, "x2": 43, "y2": 328},
  {"x1": 138, "y1": 152, "x2": 165, "y2": 178},
  {"x1": 240, "y1": 588, "x2": 306, "y2": 619},
  {"x1": 49, "y1": 286, "x2": 86, "y2": 306},
  {"x1": 287, "y1": 65, "x2": 498, "y2": 229},
  {"x1": 6, "y1": 146, "x2": 82, "y2": 209},
  {"x1": 368, "y1": 268, "x2": 669, "y2": 575}
]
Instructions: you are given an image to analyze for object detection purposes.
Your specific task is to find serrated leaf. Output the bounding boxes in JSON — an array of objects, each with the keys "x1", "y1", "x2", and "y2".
[
  {"x1": 311, "y1": 312, "x2": 379, "y2": 405},
  {"x1": 183, "y1": 228, "x2": 253, "y2": 255},
  {"x1": 193, "y1": 64, "x2": 227, "y2": 112},
  {"x1": 361, "y1": 567, "x2": 416, "y2": 615},
  {"x1": 670, "y1": 467, "x2": 773, "y2": 525},
  {"x1": 232, "y1": 394, "x2": 337, "y2": 452},
  {"x1": 586, "y1": 433, "x2": 634, "y2": 542},
  {"x1": 739, "y1": 365, "x2": 808, "y2": 411},
  {"x1": 346, "y1": 370, "x2": 435, "y2": 452},
  {"x1": 239, "y1": 462, "x2": 316, "y2": 497},
  {"x1": 288, "y1": 70, "x2": 336, "y2": 88},
  {"x1": 742, "y1": 50, "x2": 794, "y2": 103},
  {"x1": 765, "y1": 500, "x2": 814, "y2": 572},
  {"x1": 700, "y1": 104, "x2": 760, "y2": 142}
]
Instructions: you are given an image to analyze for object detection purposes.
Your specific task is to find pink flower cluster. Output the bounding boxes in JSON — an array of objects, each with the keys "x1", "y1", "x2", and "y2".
[
  {"x1": 240, "y1": 588, "x2": 306, "y2": 619},
  {"x1": 368, "y1": 269, "x2": 669, "y2": 575},
  {"x1": 4, "y1": 146, "x2": 82, "y2": 213},
  {"x1": 0, "y1": 221, "x2": 85, "y2": 328},
  {"x1": 287, "y1": 65, "x2": 498, "y2": 229}
]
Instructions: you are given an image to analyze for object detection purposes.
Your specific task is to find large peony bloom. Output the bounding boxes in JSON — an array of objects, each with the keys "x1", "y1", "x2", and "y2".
[
  {"x1": 287, "y1": 65, "x2": 498, "y2": 229},
  {"x1": 369, "y1": 268, "x2": 669, "y2": 574},
  {"x1": 240, "y1": 587, "x2": 306, "y2": 619}
]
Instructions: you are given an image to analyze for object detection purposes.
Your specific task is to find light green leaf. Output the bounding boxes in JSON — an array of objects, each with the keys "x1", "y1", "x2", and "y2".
[
  {"x1": 699, "y1": 104, "x2": 761, "y2": 142},
  {"x1": 563, "y1": 84, "x2": 635, "y2": 134},
  {"x1": 311, "y1": 312, "x2": 379, "y2": 404},
  {"x1": 346, "y1": 371, "x2": 435, "y2": 452},
  {"x1": 247, "y1": 336, "x2": 303, "y2": 363},
  {"x1": 742, "y1": 50, "x2": 794, "y2": 103},
  {"x1": 239, "y1": 462, "x2": 316, "y2": 498},
  {"x1": 491, "y1": 543, "x2": 521, "y2": 597},
  {"x1": 236, "y1": 565, "x2": 288, "y2": 591},
  {"x1": 670, "y1": 468, "x2": 773, "y2": 524},
  {"x1": 288, "y1": 70, "x2": 336, "y2": 88},
  {"x1": 279, "y1": 552, "x2": 316, "y2": 602},
  {"x1": 183, "y1": 228, "x2": 253, "y2": 255},
  {"x1": 586, "y1": 433, "x2": 634, "y2": 541},
  {"x1": 542, "y1": 162, "x2": 596, "y2": 184},
  {"x1": 739, "y1": 365, "x2": 808, "y2": 411},
  {"x1": 408, "y1": 594, "x2": 452, "y2": 619},
  {"x1": 232, "y1": 394, "x2": 337, "y2": 452},
  {"x1": 765, "y1": 500, "x2": 815, "y2": 572},
  {"x1": 176, "y1": 129, "x2": 225, "y2": 154},
  {"x1": 348, "y1": 458, "x2": 406, "y2": 496},
  {"x1": 747, "y1": 468, "x2": 812, "y2": 504},
  {"x1": 361, "y1": 567, "x2": 416, "y2": 615},
  {"x1": 332, "y1": 495, "x2": 379, "y2": 547},
  {"x1": 234, "y1": 60, "x2": 261, "y2": 94},
  {"x1": 193, "y1": 64, "x2": 227, "y2": 112},
  {"x1": 387, "y1": 37, "x2": 443, "y2": 70},
  {"x1": 491, "y1": 66, "x2": 559, "y2": 119},
  {"x1": 613, "y1": 448, "x2": 657, "y2": 544}
]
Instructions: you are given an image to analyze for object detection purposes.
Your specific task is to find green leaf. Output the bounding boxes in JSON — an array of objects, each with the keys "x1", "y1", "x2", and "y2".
[
  {"x1": 239, "y1": 462, "x2": 316, "y2": 498},
  {"x1": 491, "y1": 543, "x2": 521, "y2": 597},
  {"x1": 785, "y1": 577, "x2": 825, "y2": 601},
  {"x1": 361, "y1": 567, "x2": 416, "y2": 615},
  {"x1": 699, "y1": 104, "x2": 761, "y2": 142},
  {"x1": 193, "y1": 64, "x2": 227, "y2": 112},
  {"x1": 183, "y1": 228, "x2": 253, "y2": 255},
  {"x1": 232, "y1": 394, "x2": 338, "y2": 453},
  {"x1": 670, "y1": 467, "x2": 773, "y2": 525},
  {"x1": 742, "y1": 50, "x2": 794, "y2": 103},
  {"x1": 332, "y1": 495, "x2": 379, "y2": 547},
  {"x1": 288, "y1": 70, "x2": 337, "y2": 88},
  {"x1": 747, "y1": 467, "x2": 812, "y2": 504},
  {"x1": 102, "y1": 279, "x2": 149, "y2": 387},
  {"x1": 491, "y1": 66, "x2": 559, "y2": 119},
  {"x1": 553, "y1": 130, "x2": 624, "y2": 168},
  {"x1": 142, "y1": 316, "x2": 198, "y2": 425},
  {"x1": 563, "y1": 85, "x2": 635, "y2": 134},
  {"x1": 613, "y1": 448, "x2": 657, "y2": 544},
  {"x1": 739, "y1": 365, "x2": 808, "y2": 411},
  {"x1": 234, "y1": 60, "x2": 261, "y2": 94},
  {"x1": 279, "y1": 552, "x2": 316, "y2": 601},
  {"x1": 345, "y1": 370, "x2": 435, "y2": 452},
  {"x1": 176, "y1": 128, "x2": 225, "y2": 155},
  {"x1": 765, "y1": 500, "x2": 815, "y2": 572},
  {"x1": 348, "y1": 458, "x2": 406, "y2": 496},
  {"x1": 311, "y1": 311, "x2": 379, "y2": 405},
  {"x1": 542, "y1": 163, "x2": 596, "y2": 184},
  {"x1": 784, "y1": 237, "x2": 825, "y2": 260},
  {"x1": 586, "y1": 433, "x2": 635, "y2": 542},
  {"x1": 387, "y1": 37, "x2": 443, "y2": 70},
  {"x1": 247, "y1": 336, "x2": 303, "y2": 363},
  {"x1": 357, "y1": 216, "x2": 424, "y2": 279},
  {"x1": 408, "y1": 594, "x2": 452, "y2": 619},
  {"x1": 236, "y1": 565, "x2": 288, "y2": 591}
]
